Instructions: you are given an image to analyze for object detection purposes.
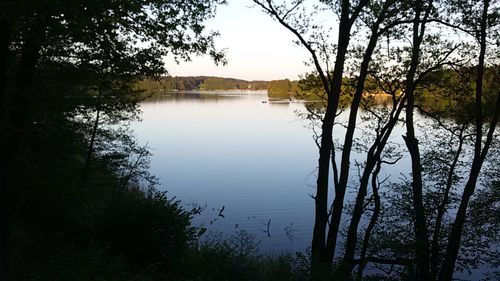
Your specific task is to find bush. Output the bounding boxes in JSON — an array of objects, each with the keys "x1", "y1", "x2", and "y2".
[{"x1": 96, "y1": 189, "x2": 194, "y2": 273}]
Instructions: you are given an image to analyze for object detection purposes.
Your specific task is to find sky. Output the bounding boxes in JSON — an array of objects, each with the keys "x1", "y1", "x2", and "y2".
[{"x1": 164, "y1": 1, "x2": 313, "y2": 81}]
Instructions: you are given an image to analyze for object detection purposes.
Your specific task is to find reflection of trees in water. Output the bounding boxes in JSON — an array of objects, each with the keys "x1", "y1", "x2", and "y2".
[{"x1": 141, "y1": 91, "x2": 263, "y2": 104}]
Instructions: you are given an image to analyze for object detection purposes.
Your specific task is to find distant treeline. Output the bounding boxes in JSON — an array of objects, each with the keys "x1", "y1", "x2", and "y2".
[
  {"x1": 136, "y1": 76, "x2": 269, "y2": 96},
  {"x1": 268, "y1": 76, "x2": 329, "y2": 100},
  {"x1": 267, "y1": 79, "x2": 299, "y2": 99},
  {"x1": 136, "y1": 76, "x2": 391, "y2": 102},
  {"x1": 136, "y1": 76, "x2": 325, "y2": 100}
]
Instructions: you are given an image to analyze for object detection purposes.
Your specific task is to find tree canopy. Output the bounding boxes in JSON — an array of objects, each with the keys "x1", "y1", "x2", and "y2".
[{"x1": 0, "y1": 1, "x2": 227, "y2": 280}]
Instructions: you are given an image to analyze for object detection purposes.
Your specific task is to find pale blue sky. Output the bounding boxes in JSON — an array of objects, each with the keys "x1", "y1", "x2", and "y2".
[{"x1": 164, "y1": 1, "x2": 313, "y2": 81}]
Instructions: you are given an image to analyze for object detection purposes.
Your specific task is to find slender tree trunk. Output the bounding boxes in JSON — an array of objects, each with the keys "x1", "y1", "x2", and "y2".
[
  {"x1": 404, "y1": 82, "x2": 431, "y2": 281},
  {"x1": 81, "y1": 108, "x2": 100, "y2": 190},
  {"x1": 322, "y1": 13, "x2": 353, "y2": 266},
  {"x1": 438, "y1": 98, "x2": 499, "y2": 281},
  {"x1": 439, "y1": 2, "x2": 497, "y2": 277},
  {"x1": 403, "y1": 1, "x2": 432, "y2": 279},
  {"x1": 0, "y1": 15, "x2": 11, "y2": 281},
  {"x1": 438, "y1": 91, "x2": 499, "y2": 281},
  {"x1": 0, "y1": 18, "x2": 9, "y2": 118},
  {"x1": 335, "y1": 2, "x2": 399, "y2": 271},
  {"x1": 310, "y1": 112, "x2": 335, "y2": 281},
  {"x1": 429, "y1": 131, "x2": 464, "y2": 280},
  {"x1": 324, "y1": 0, "x2": 372, "y2": 265},
  {"x1": 251, "y1": 1, "x2": 369, "y2": 277},
  {"x1": 355, "y1": 159, "x2": 383, "y2": 281},
  {"x1": 312, "y1": 3, "x2": 354, "y2": 272},
  {"x1": 1, "y1": 18, "x2": 44, "y2": 281},
  {"x1": 335, "y1": 17, "x2": 385, "y2": 277},
  {"x1": 438, "y1": 108, "x2": 500, "y2": 275},
  {"x1": 311, "y1": 110, "x2": 333, "y2": 262},
  {"x1": 342, "y1": 96, "x2": 406, "y2": 277}
]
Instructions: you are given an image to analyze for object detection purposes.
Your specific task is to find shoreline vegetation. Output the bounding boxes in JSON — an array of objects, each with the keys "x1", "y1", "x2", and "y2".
[
  {"x1": 135, "y1": 76, "x2": 350, "y2": 101},
  {"x1": 136, "y1": 76, "x2": 439, "y2": 109},
  {"x1": 137, "y1": 69, "x2": 498, "y2": 116}
]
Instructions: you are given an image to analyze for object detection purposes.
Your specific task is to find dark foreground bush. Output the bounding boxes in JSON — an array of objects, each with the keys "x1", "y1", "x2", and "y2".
[
  {"x1": 171, "y1": 230, "x2": 310, "y2": 281},
  {"x1": 10, "y1": 187, "x2": 193, "y2": 281},
  {"x1": 10, "y1": 174, "x2": 310, "y2": 281},
  {"x1": 96, "y1": 189, "x2": 194, "y2": 273}
]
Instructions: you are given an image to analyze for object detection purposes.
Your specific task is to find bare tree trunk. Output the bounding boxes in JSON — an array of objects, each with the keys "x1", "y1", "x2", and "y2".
[
  {"x1": 251, "y1": 1, "x2": 370, "y2": 277},
  {"x1": 0, "y1": 15, "x2": 11, "y2": 281},
  {"x1": 311, "y1": 25, "x2": 349, "y2": 278},
  {"x1": 438, "y1": 105, "x2": 499, "y2": 281},
  {"x1": 322, "y1": 19, "x2": 351, "y2": 264},
  {"x1": 438, "y1": 90, "x2": 498, "y2": 281},
  {"x1": 334, "y1": 5, "x2": 391, "y2": 274},
  {"x1": 404, "y1": 81, "x2": 431, "y2": 281},
  {"x1": 404, "y1": 96, "x2": 431, "y2": 281},
  {"x1": 438, "y1": 1, "x2": 496, "y2": 279},
  {"x1": 439, "y1": 3, "x2": 498, "y2": 277},
  {"x1": 0, "y1": 18, "x2": 44, "y2": 281},
  {"x1": 403, "y1": 1, "x2": 433, "y2": 279},
  {"x1": 324, "y1": 0, "x2": 371, "y2": 264},
  {"x1": 342, "y1": 96, "x2": 406, "y2": 277},
  {"x1": 311, "y1": 109, "x2": 334, "y2": 265},
  {"x1": 429, "y1": 130, "x2": 465, "y2": 280},
  {"x1": 355, "y1": 159, "x2": 383, "y2": 281},
  {"x1": 81, "y1": 108, "x2": 100, "y2": 190},
  {"x1": 0, "y1": 18, "x2": 9, "y2": 118}
]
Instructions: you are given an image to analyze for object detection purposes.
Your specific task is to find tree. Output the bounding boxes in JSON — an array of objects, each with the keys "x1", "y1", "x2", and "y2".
[
  {"x1": 0, "y1": 0, "x2": 226, "y2": 279},
  {"x1": 268, "y1": 79, "x2": 292, "y2": 98},
  {"x1": 400, "y1": 0, "x2": 435, "y2": 279},
  {"x1": 253, "y1": 1, "x2": 415, "y2": 279},
  {"x1": 255, "y1": 0, "x2": 499, "y2": 280},
  {"x1": 438, "y1": 0, "x2": 500, "y2": 279}
]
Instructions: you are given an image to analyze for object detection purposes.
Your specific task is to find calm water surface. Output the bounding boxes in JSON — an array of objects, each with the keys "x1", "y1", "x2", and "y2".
[
  {"x1": 132, "y1": 91, "x2": 408, "y2": 253},
  {"x1": 132, "y1": 93, "x2": 492, "y2": 280}
]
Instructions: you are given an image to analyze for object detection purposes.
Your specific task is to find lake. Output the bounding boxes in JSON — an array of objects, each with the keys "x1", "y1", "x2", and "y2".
[{"x1": 132, "y1": 91, "x2": 414, "y2": 254}]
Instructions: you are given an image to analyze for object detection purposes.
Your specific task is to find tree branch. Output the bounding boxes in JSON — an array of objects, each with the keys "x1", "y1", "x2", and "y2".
[{"x1": 253, "y1": 0, "x2": 331, "y2": 93}]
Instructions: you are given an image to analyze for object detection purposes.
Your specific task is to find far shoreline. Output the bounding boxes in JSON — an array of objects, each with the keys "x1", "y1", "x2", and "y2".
[{"x1": 164, "y1": 89, "x2": 268, "y2": 95}]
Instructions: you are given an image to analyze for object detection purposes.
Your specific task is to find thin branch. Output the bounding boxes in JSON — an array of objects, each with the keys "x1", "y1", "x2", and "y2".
[
  {"x1": 349, "y1": 0, "x2": 371, "y2": 26},
  {"x1": 253, "y1": 0, "x2": 331, "y2": 93},
  {"x1": 283, "y1": 0, "x2": 304, "y2": 20}
]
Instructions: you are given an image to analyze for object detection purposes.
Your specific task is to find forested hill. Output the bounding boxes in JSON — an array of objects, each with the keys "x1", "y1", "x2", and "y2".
[{"x1": 136, "y1": 76, "x2": 269, "y2": 95}]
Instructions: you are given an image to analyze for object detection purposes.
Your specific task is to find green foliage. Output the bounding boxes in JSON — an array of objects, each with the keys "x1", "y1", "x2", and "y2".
[
  {"x1": 135, "y1": 76, "x2": 269, "y2": 97},
  {"x1": 0, "y1": 0, "x2": 231, "y2": 280},
  {"x1": 296, "y1": 74, "x2": 327, "y2": 101},
  {"x1": 6, "y1": 103, "x2": 193, "y2": 279},
  {"x1": 180, "y1": 231, "x2": 261, "y2": 281},
  {"x1": 415, "y1": 66, "x2": 500, "y2": 122},
  {"x1": 96, "y1": 189, "x2": 194, "y2": 272},
  {"x1": 268, "y1": 79, "x2": 292, "y2": 98},
  {"x1": 175, "y1": 230, "x2": 310, "y2": 281},
  {"x1": 1, "y1": 0, "x2": 226, "y2": 78},
  {"x1": 201, "y1": 77, "x2": 268, "y2": 91},
  {"x1": 259, "y1": 253, "x2": 310, "y2": 281}
]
